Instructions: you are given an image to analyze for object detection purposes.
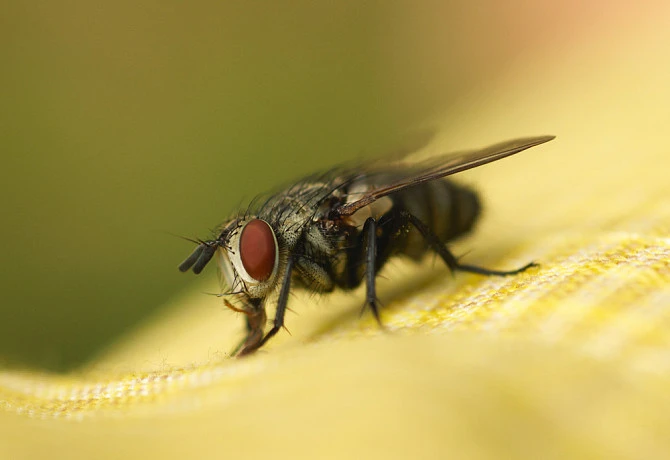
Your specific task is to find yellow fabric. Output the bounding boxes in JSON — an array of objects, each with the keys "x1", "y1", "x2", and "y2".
[{"x1": 3, "y1": 10, "x2": 670, "y2": 460}]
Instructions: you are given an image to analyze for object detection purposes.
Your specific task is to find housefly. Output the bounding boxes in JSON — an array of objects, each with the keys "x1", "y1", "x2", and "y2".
[{"x1": 179, "y1": 135, "x2": 554, "y2": 356}]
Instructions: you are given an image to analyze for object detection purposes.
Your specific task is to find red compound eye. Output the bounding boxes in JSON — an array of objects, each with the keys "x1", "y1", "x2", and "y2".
[{"x1": 239, "y1": 219, "x2": 277, "y2": 281}]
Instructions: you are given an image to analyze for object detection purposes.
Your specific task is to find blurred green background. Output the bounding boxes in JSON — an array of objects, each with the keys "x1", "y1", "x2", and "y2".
[{"x1": 0, "y1": 2, "x2": 567, "y2": 371}]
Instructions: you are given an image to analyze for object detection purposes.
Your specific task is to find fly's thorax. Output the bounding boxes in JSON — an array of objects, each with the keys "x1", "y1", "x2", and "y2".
[
  {"x1": 272, "y1": 211, "x2": 308, "y2": 248},
  {"x1": 215, "y1": 217, "x2": 283, "y2": 299},
  {"x1": 260, "y1": 190, "x2": 341, "y2": 292}
]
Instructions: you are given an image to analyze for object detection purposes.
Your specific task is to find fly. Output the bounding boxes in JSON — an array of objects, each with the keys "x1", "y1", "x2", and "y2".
[{"x1": 179, "y1": 135, "x2": 554, "y2": 356}]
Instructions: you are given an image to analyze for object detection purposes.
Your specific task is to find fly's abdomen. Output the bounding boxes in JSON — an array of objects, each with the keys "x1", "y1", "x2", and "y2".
[
  {"x1": 394, "y1": 179, "x2": 481, "y2": 259},
  {"x1": 333, "y1": 177, "x2": 481, "y2": 290}
]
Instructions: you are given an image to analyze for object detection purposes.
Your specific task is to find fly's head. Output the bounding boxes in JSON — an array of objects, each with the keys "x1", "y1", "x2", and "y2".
[{"x1": 179, "y1": 217, "x2": 281, "y2": 300}]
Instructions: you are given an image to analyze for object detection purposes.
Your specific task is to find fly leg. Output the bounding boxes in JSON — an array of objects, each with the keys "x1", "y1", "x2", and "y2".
[
  {"x1": 237, "y1": 255, "x2": 296, "y2": 356},
  {"x1": 401, "y1": 211, "x2": 537, "y2": 276},
  {"x1": 228, "y1": 298, "x2": 266, "y2": 357},
  {"x1": 362, "y1": 217, "x2": 383, "y2": 325}
]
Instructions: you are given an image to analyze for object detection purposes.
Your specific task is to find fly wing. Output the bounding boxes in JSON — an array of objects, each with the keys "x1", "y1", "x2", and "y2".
[{"x1": 334, "y1": 135, "x2": 555, "y2": 217}]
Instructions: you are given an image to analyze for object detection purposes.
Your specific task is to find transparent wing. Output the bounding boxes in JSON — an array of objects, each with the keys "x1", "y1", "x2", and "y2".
[{"x1": 334, "y1": 135, "x2": 555, "y2": 217}]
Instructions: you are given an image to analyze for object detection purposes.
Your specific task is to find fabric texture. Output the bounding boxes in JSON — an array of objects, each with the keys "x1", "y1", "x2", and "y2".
[{"x1": 2, "y1": 11, "x2": 670, "y2": 460}]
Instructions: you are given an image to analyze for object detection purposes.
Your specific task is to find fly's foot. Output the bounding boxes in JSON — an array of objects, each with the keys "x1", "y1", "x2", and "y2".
[{"x1": 454, "y1": 261, "x2": 539, "y2": 277}]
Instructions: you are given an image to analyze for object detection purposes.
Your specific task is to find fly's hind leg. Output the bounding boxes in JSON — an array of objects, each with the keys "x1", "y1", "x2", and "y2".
[{"x1": 400, "y1": 210, "x2": 537, "y2": 276}]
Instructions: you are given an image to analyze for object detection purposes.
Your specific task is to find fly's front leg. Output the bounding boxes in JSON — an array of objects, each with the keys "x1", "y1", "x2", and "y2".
[
  {"x1": 250, "y1": 255, "x2": 296, "y2": 352},
  {"x1": 362, "y1": 217, "x2": 383, "y2": 325},
  {"x1": 400, "y1": 211, "x2": 537, "y2": 276},
  {"x1": 230, "y1": 298, "x2": 267, "y2": 357}
]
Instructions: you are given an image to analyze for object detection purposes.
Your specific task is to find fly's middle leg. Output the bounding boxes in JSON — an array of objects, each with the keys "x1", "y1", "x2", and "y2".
[
  {"x1": 400, "y1": 210, "x2": 537, "y2": 276},
  {"x1": 362, "y1": 217, "x2": 383, "y2": 325}
]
